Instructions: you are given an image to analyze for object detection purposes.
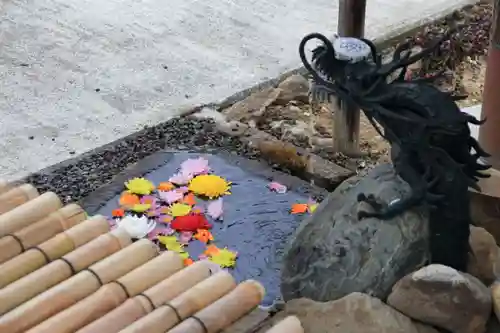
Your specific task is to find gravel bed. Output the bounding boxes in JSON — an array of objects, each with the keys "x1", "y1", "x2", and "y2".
[{"x1": 23, "y1": 117, "x2": 261, "y2": 204}]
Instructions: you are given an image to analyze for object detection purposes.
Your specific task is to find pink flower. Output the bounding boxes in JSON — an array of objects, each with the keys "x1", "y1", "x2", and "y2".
[
  {"x1": 267, "y1": 182, "x2": 287, "y2": 194},
  {"x1": 158, "y1": 190, "x2": 184, "y2": 204},
  {"x1": 178, "y1": 231, "x2": 193, "y2": 244},
  {"x1": 169, "y1": 172, "x2": 193, "y2": 185},
  {"x1": 180, "y1": 157, "x2": 211, "y2": 176}
]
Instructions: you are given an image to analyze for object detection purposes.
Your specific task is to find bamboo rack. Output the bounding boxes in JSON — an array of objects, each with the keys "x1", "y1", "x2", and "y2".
[{"x1": 0, "y1": 184, "x2": 292, "y2": 333}]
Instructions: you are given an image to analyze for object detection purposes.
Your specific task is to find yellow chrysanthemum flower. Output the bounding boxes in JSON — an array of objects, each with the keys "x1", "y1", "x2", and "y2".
[
  {"x1": 130, "y1": 203, "x2": 151, "y2": 213},
  {"x1": 209, "y1": 248, "x2": 237, "y2": 268},
  {"x1": 188, "y1": 175, "x2": 231, "y2": 199},
  {"x1": 125, "y1": 177, "x2": 155, "y2": 195},
  {"x1": 168, "y1": 203, "x2": 192, "y2": 217}
]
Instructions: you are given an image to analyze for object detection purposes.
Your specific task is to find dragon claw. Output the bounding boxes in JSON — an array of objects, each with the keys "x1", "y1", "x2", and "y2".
[{"x1": 357, "y1": 193, "x2": 389, "y2": 219}]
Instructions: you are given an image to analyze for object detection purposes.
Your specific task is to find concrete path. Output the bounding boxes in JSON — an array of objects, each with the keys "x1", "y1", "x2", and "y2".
[{"x1": 0, "y1": 0, "x2": 474, "y2": 180}]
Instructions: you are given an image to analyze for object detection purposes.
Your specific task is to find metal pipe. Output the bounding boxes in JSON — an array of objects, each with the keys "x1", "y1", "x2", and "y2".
[
  {"x1": 479, "y1": 0, "x2": 500, "y2": 170},
  {"x1": 333, "y1": 0, "x2": 367, "y2": 156}
]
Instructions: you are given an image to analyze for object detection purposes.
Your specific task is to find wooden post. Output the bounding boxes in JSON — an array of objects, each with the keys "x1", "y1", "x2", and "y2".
[
  {"x1": 479, "y1": 0, "x2": 500, "y2": 171},
  {"x1": 333, "y1": 0, "x2": 367, "y2": 156}
]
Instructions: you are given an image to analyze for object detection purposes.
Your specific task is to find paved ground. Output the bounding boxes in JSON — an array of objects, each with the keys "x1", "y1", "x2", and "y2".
[{"x1": 0, "y1": 0, "x2": 475, "y2": 180}]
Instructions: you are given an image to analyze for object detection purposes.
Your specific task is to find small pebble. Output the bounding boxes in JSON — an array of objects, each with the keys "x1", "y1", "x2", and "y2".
[{"x1": 23, "y1": 117, "x2": 261, "y2": 204}]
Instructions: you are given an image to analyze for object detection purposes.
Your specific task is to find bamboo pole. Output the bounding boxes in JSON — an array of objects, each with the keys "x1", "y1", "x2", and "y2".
[
  {"x1": 0, "y1": 215, "x2": 110, "y2": 289},
  {"x1": 165, "y1": 280, "x2": 265, "y2": 333},
  {"x1": 0, "y1": 184, "x2": 39, "y2": 215},
  {"x1": 0, "y1": 192, "x2": 62, "y2": 237},
  {"x1": 332, "y1": 0, "x2": 366, "y2": 155},
  {"x1": 0, "y1": 204, "x2": 86, "y2": 264},
  {"x1": 119, "y1": 271, "x2": 237, "y2": 333},
  {"x1": 0, "y1": 239, "x2": 158, "y2": 333},
  {"x1": 77, "y1": 260, "x2": 214, "y2": 333},
  {"x1": 0, "y1": 227, "x2": 131, "y2": 315},
  {"x1": 265, "y1": 316, "x2": 303, "y2": 333},
  {"x1": 479, "y1": 0, "x2": 500, "y2": 171},
  {"x1": 27, "y1": 251, "x2": 185, "y2": 333}
]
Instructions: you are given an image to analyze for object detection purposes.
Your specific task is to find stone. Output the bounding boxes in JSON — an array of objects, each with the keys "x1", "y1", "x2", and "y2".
[
  {"x1": 468, "y1": 225, "x2": 500, "y2": 285},
  {"x1": 470, "y1": 192, "x2": 500, "y2": 245},
  {"x1": 387, "y1": 264, "x2": 492, "y2": 333},
  {"x1": 491, "y1": 282, "x2": 500, "y2": 323},
  {"x1": 281, "y1": 163, "x2": 429, "y2": 302},
  {"x1": 242, "y1": 130, "x2": 353, "y2": 191},
  {"x1": 222, "y1": 87, "x2": 281, "y2": 125},
  {"x1": 259, "y1": 293, "x2": 440, "y2": 333},
  {"x1": 486, "y1": 315, "x2": 500, "y2": 333},
  {"x1": 274, "y1": 75, "x2": 310, "y2": 104},
  {"x1": 214, "y1": 120, "x2": 250, "y2": 137}
]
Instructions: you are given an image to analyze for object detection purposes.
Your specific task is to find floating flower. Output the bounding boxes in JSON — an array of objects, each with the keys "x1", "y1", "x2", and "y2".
[
  {"x1": 141, "y1": 195, "x2": 157, "y2": 209},
  {"x1": 158, "y1": 215, "x2": 173, "y2": 224},
  {"x1": 119, "y1": 193, "x2": 140, "y2": 208},
  {"x1": 168, "y1": 203, "x2": 192, "y2": 217},
  {"x1": 171, "y1": 214, "x2": 212, "y2": 232},
  {"x1": 159, "y1": 190, "x2": 184, "y2": 204},
  {"x1": 125, "y1": 178, "x2": 155, "y2": 195},
  {"x1": 206, "y1": 198, "x2": 223, "y2": 220},
  {"x1": 130, "y1": 203, "x2": 151, "y2": 213},
  {"x1": 191, "y1": 205, "x2": 204, "y2": 214},
  {"x1": 308, "y1": 203, "x2": 318, "y2": 213},
  {"x1": 204, "y1": 244, "x2": 221, "y2": 257},
  {"x1": 209, "y1": 248, "x2": 238, "y2": 268},
  {"x1": 194, "y1": 229, "x2": 213, "y2": 243},
  {"x1": 180, "y1": 157, "x2": 211, "y2": 176},
  {"x1": 182, "y1": 193, "x2": 197, "y2": 206},
  {"x1": 267, "y1": 182, "x2": 287, "y2": 194},
  {"x1": 116, "y1": 215, "x2": 156, "y2": 239},
  {"x1": 189, "y1": 175, "x2": 231, "y2": 199},
  {"x1": 169, "y1": 172, "x2": 193, "y2": 185},
  {"x1": 291, "y1": 203, "x2": 308, "y2": 214},
  {"x1": 147, "y1": 225, "x2": 174, "y2": 241},
  {"x1": 178, "y1": 231, "x2": 193, "y2": 244},
  {"x1": 158, "y1": 182, "x2": 175, "y2": 191},
  {"x1": 176, "y1": 186, "x2": 189, "y2": 194},
  {"x1": 112, "y1": 208, "x2": 125, "y2": 218},
  {"x1": 157, "y1": 235, "x2": 184, "y2": 252},
  {"x1": 184, "y1": 258, "x2": 194, "y2": 266},
  {"x1": 157, "y1": 235, "x2": 189, "y2": 259},
  {"x1": 179, "y1": 252, "x2": 190, "y2": 259}
]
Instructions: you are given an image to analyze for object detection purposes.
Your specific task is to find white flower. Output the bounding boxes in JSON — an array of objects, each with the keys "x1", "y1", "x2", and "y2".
[{"x1": 116, "y1": 215, "x2": 156, "y2": 239}]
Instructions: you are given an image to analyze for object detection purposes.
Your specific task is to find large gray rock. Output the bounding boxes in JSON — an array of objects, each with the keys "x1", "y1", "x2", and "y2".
[{"x1": 280, "y1": 163, "x2": 430, "y2": 302}]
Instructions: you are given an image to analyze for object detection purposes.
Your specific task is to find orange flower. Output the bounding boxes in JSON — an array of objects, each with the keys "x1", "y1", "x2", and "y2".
[
  {"x1": 159, "y1": 215, "x2": 173, "y2": 224},
  {"x1": 204, "y1": 244, "x2": 220, "y2": 257},
  {"x1": 112, "y1": 208, "x2": 125, "y2": 217},
  {"x1": 184, "y1": 258, "x2": 194, "y2": 266},
  {"x1": 158, "y1": 182, "x2": 175, "y2": 191},
  {"x1": 194, "y1": 229, "x2": 214, "y2": 243},
  {"x1": 119, "y1": 193, "x2": 140, "y2": 208},
  {"x1": 291, "y1": 203, "x2": 308, "y2": 214},
  {"x1": 182, "y1": 193, "x2": 197, "y2": 206}
]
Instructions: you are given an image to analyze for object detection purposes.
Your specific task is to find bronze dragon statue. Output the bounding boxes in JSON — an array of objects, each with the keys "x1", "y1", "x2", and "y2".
[{"x1": 299, "y1": 30, "x2": 490, "y2": 272}]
